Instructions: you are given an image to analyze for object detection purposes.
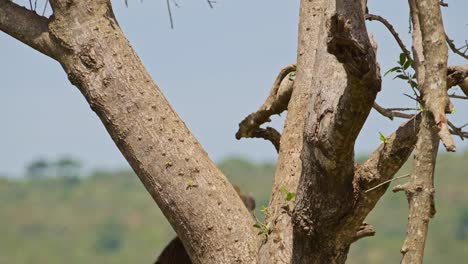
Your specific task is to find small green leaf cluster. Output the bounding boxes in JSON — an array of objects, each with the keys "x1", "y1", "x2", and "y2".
[
  {"x1": 281, "y1": 186, "x2": 296, "y2": 202},
  {"x1": 253, "y1": 221, "x2": 272, "y2": 236},
  {"x1": 253, "y1": 206, "x2": 272, "y2": 236},
  {"x1": 379, "y1": 132, "x2": 389, "y2": 144},
  {"x1": 384, "y1": 53, "x2": 417, "y2": 90}
]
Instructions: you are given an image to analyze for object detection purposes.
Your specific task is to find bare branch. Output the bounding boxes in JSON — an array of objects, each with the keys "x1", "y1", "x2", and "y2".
[
  {"x1": 373, "y1": 102, "x2": 414, "y2": 120},
  {"x1": 449, "y1": 93, "x2": 468, "y2": 100},
  {"x1": 446, "y1": 34, "x2": 468, "y2": 60},
  {"x1": 0, "y1": 0, "x2": 61, "y2": 60},
  {"x1": 341, "y1": 114, "x2": 421, "y2": 247},
  {"x1": 236, "y1": 64, "x2": 296, "y2": 152},
  {"x1": 166, "y1": 0, "x2": 174, "y2": 29},
  {"x1": 366, "y1": 14, "x2": 412, "y2": 61},
  {"x1": 365, "y1": 174, "x2": 410, "y2": 193},
  {"x1": 448, "y1": 120, "x2": 468, "y2": 140},
  {"x1": 356, "y1": 114, "x2": 421, "y2": 198}
]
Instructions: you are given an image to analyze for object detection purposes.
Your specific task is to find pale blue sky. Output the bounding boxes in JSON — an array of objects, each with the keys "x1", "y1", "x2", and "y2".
[{"x1": 1, "y1": 0, "x2": 467, "y2": 176}]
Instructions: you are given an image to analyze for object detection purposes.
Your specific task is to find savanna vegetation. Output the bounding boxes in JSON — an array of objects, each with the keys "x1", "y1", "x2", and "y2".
[{"x1": 1, "y1": 152, "x2": 467, "y2": 264}]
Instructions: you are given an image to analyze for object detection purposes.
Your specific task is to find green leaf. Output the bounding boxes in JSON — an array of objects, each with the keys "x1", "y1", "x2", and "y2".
[
  {"x1": 379, "y1": 132, "x2": 388, "y2": 144},
  {"x1": 399, "y1": 53, "x2": 406, "y2": 66},
  {"x1": 384, "y1": 66, "x2": 402, "y2": 77},
  {"x1": 394, "y1": 74, "x2": 409, "y2": 80},
  {"x1": 419, "y1": 105, "x2": 425, "y2": 112},
  {"x1": 403, "y1": 59, "x2": 413, "y2": 70},
  {"x1": 286, "y1": 192, "x2": 295, "y2": 202},
  {"x1": 253, "y1": 223, "x2": 261, "y2": 229},
  {"x1": 260, "y1": 206, "x2": 269, "y2": 214},
  {"x1": 451, "y1": 108, "x2": 457, "y2": 114}
]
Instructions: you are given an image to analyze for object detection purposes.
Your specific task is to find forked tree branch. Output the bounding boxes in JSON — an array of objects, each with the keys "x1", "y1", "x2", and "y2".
[
  {"x1": 343, "y1": 114, "x2": 421, "y2": 240},
  {"x1": 0, "y1": 0, "x2": 61, "y2": 59}
]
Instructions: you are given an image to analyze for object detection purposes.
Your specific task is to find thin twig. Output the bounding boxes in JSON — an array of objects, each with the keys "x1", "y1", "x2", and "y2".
[
  {"x1": 449, "y1": 94, "x2": 468, "y2": 100},
  {"x1": 439, "y1": 1, "x2": 448, "y2": 7},
  {"x1": 447, "y1": 120, "x2": 468, "y2": 140},
  {"x1": 386, "y1": 107, "x2": 418, "y2": 111},
  {"x1": 166, "y1": 0, "x2": 174, "y2": 29},
  {"x1": 366, "y1": 14, "x2": 412, "y2": 61},
  {"x1": 373, "y1": 102, "x2": 414, "y2": 120},
  {"x1": 365, "y1": 174, "x2": 410, "y2": 193},
  {"x1": 446, "y1": 34, "x2": 468, "y2": 60},
  {"x1": 41, "y1": 0, "x2": 48, "y2": 16},
  {"x1": 206, "y1": 0, "x2": 214, "y2": 8}
]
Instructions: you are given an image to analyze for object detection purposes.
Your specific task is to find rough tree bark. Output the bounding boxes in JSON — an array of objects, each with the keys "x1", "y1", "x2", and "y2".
[
  {"x1": 392, "y1": 1, "x2": 448, "y2": 263},
  {"x1": 0, "y1": 1, "x2": 257, "y2": 263},
  {"x1": 1, "y1": 0, "x2": 461, "y2": 263}
]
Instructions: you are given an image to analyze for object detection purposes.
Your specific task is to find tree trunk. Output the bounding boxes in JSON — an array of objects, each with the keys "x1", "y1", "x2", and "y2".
[
  {"x1": 0, "y1": 1, "x2": 258, "y2": 263},
  {"x1": 0, "y1": 0, "x2": 437, "y2": 263}
]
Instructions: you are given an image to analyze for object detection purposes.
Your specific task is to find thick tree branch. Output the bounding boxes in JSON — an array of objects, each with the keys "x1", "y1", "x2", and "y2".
[
  {"x1": 357, "y1": 114, "x2": 421, "y2": 196},
  {"x1": 0, "y1": 0, "x2": 61, "y2": 59},
  {"x1": 13, "y1": 1, "x2": 257, "y2": 263},
  {"x1": 415, "y1": 0, "x2": 455, "y2": 152},
  {"x1": 334, "y1": 114, "x2": 421, "y2": 246},
  {"x1": 393, "y1": 112, "x2": 439, "y2": 264},
  {"x1": 391, "y1": 1, "x2": 447, "y2": 263},
  {"x1": 289, "y1": 1, "x2": 381, "y2": 263},
  {"x1": 236, "y1": 64, "x2": 296, "y2": 152}
]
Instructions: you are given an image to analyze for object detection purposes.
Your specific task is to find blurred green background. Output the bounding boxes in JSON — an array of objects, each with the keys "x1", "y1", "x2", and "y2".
[{"x1": 1, "y1": 152, "x2": 467, "y2": 263}]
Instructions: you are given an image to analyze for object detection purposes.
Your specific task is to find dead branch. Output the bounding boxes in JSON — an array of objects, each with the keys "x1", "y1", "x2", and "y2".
[
  {"x1": 235, "y1": 64, "x2": 296, "y2": 152},
  {"x1": 352, "y1": 223, "x2": 376, "y2": 242}
]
